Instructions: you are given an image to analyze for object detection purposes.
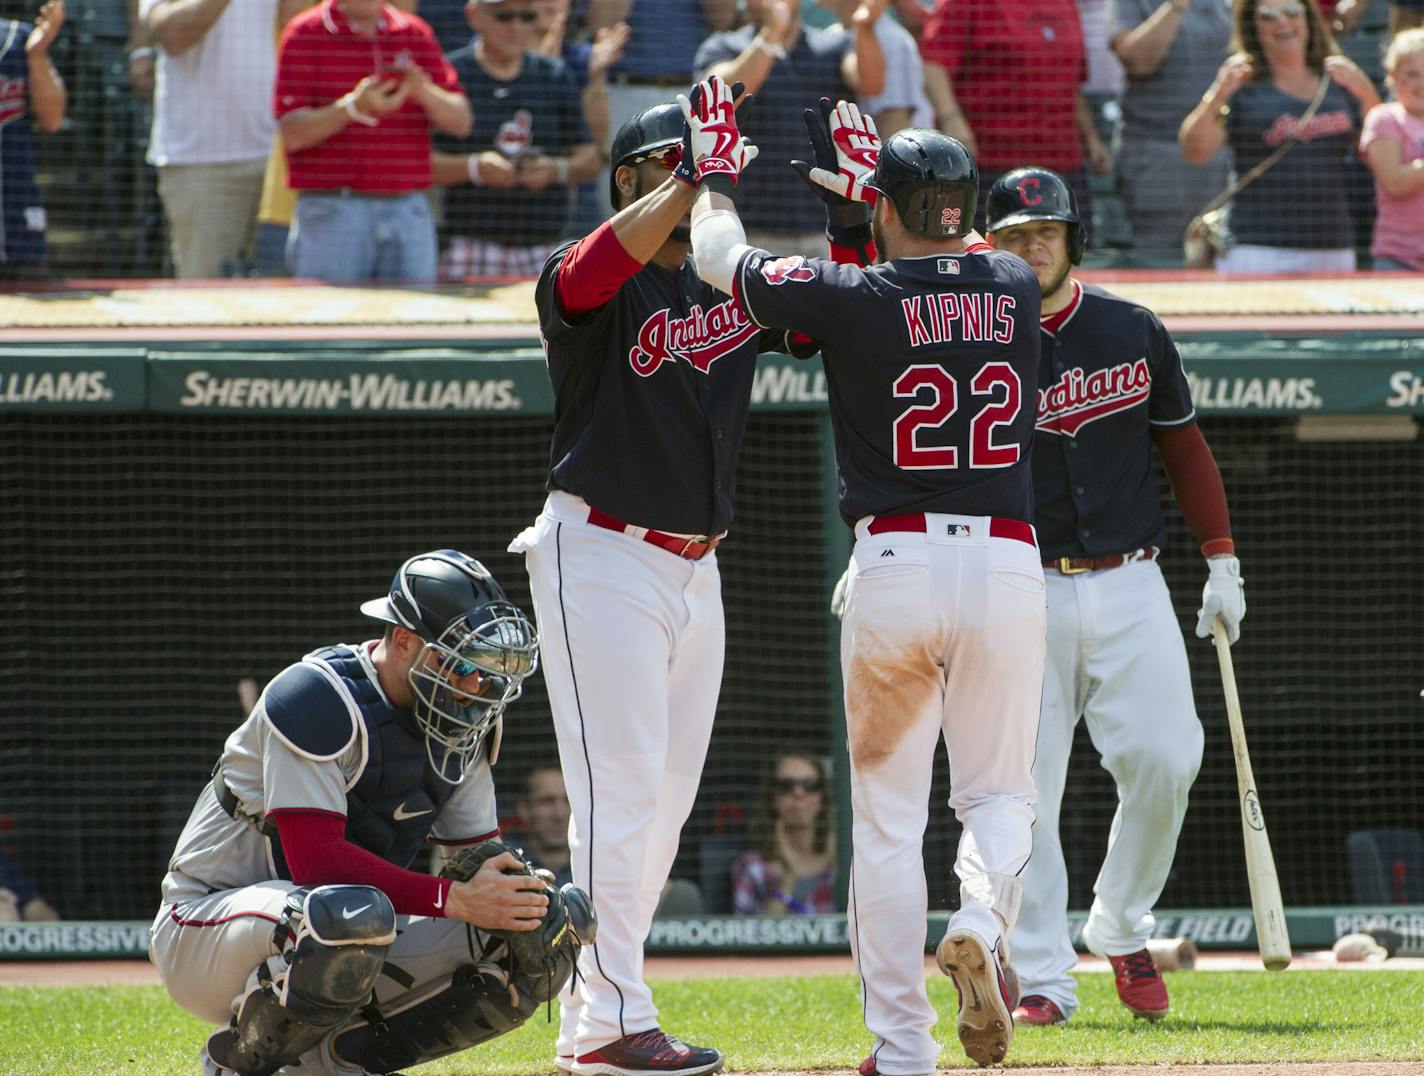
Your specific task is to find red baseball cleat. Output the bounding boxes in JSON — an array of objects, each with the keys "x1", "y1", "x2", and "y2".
[
  {"x1": 573, "y1": 1029, "x2": 723, "y2": 1076},
  {"x1": 1011, "y1": 994, "x2": 1067, "y2": 1026},
  {"x1": 1107, "y1": 948, "x2": 1170, "y2": 1020},
  {"x1": 857, "y1": 1055, "x2": 931, "y2": 1076},
  {"x1": 937, "y1": 929, "x2": 1015, "y2": 1068}
]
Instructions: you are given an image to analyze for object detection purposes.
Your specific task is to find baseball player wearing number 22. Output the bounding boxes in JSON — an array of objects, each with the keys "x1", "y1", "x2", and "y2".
[
  {"x1": 984, "y1": 167, "x2": 1246, "y2": 1027},
  {"x1": 689, "y1": 77, "x2": 1043, "y2": 1070},
  {"x1": 512, "y1": 85, "x2": 797, "y2": 1076},
  {"x1": 149, "y1": 551, "x2": 595, "y2": 1076}
]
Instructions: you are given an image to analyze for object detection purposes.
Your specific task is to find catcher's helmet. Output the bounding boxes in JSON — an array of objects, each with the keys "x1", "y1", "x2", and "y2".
[
  {"x1": 868, "y1": 129, "x2": 978, "y2": 238},
  {"x1": 608, "y1": 102, "x2": 684, "y2": 208},
  {"x1": 362, "y1": 550, "x2": 539, "y2": 781},
  {"x1": 986, "y1": 166, "x2": 1086, "y2": 264}
]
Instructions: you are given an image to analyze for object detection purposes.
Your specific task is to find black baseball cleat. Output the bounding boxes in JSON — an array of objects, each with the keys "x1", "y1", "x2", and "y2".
[
  {"x1": 937, "y1": 929, "x2": 1015, "y2": 1068},
  {"x1": 571, "y1": 1029, "x2": 723, "y2": 1076}
]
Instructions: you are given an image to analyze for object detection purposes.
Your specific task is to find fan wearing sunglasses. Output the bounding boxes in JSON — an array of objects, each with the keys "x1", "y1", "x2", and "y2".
[
  {"x1": 1179, "y1": 0, "x2": 1380, "y2": 272},
  {"x1": 151, "y1": 550, "x2": 595, "y2": 1076},
  {"x1": 432, "y1": 0, "x2": 600, "y2": 277},
  {"x1": 731, "y1": 754, "x2": 838, "y2": 916}
]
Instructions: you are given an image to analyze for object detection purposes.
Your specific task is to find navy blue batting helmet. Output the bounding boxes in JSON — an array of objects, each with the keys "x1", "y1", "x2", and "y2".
[
  {"x1": 986, "y1": 167, "x2": 1087, "y2": 264},
  {"x1": 868, "y1": 129, "x2": 978, "y2": 238}
]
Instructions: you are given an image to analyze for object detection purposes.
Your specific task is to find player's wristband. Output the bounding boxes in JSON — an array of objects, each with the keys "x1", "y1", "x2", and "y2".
[
  {"x1": 556, "y1": 156, "x2": 571, "y2": 185},
  {"x1": 700, "y1": 173, "x2": 736, "y2": 197},
  {"x1": 466, "y1": 153, "x2": 484, "y2": 186},
  {"x1": 1202, "y1": 538, "x2": 1236, "y2": 558}
]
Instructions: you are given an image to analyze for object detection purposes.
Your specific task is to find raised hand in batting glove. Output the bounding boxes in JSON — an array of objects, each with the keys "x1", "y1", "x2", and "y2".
[
  {"x1": 676, "y1": 76, "x2": 757, "y2": 193},
  {"x1": 793, "y1": 98, "x2": 880, "y2": 207},
  {"x1": 1195, "y1": 555, "x2": 1245, "y2": 644},
  {"x1": 792, "y1": 98, "x2": 878, "y2": 260}
]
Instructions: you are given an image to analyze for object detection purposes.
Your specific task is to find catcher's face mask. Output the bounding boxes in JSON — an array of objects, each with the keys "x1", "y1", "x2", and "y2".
[{"x1": 408, "y1": 601, "x2": 539, "y2": 782}]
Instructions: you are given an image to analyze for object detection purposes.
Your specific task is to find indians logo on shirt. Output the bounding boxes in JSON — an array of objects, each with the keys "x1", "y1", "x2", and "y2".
[
  {"x1": 759, "y1": 255, "x2": 815, "y2": 286},
  {"x1": 629, "y1": 297, "x2": 759, "y2": 377},
  {"x1": 1036, "y1": 357, "x2": 1152, "y2": 436},
  {"x1": 0, "y1": 74, "x2": 27, "y2": 127},
  {"x1": 496, "y1": 109, "x2": 534, "y2": 157}
]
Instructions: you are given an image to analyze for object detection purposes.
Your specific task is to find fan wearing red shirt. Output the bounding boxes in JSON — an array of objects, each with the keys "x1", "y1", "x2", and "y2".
[
  {"x1": 274, "y1": 0, "x2": 472, "y2": 281},
  {"x1": 918, "y1": 0, "x2": 1111, "y2": 232}
]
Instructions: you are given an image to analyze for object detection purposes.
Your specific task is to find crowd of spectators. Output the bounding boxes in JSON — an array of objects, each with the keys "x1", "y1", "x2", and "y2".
[{"x1": 0, "y1": 0, "x2": 1419, "y2": 280}]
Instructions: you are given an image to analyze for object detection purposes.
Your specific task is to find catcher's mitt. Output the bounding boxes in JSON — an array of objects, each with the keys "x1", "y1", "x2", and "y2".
[{"x1": 440, "y1": 839, "x2": 596, "y2": 1005}]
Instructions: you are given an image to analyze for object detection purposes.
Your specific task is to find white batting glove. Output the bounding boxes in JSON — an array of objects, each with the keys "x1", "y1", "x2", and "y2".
[
  {"x1": 805, "y1": 99, "x2": 881, "y2": 205},
  {"x1": 1196, "y1": 555, "x2": 1245, "y2": 644},
  {"x1": 830, "y1": 564, "x2": 850, "y2": 620},
  {"x1": 675, "y1": 76, "x2": 758, "y2": 185}
]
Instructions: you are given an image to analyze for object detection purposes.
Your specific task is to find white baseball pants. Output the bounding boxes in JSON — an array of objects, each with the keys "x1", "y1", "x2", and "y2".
[
  {"x1": 512, "y1": 492, "x2": 724, "y2": 1057},
  {"x1": 1012, "y1": 559, "x2": 1203, "y2": 1018},
  {"x1": 150, "y1": 882, "x2": 488, "y2": 1073},
  {"x1": 840, "y1": 514, "x2": 1045, "y2": 1076}
]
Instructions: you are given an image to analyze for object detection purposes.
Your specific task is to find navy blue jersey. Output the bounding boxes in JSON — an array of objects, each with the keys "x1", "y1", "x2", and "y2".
[
  {"x1": 436, "y1": 49, "x2": 590, "y2": 247},
  {"x1": 535, "y1": 245, "x2": 784, "y2": 536},
  {"x1": 1033, "y1": 281, "x2": 1196, "y2": 558},
  {"x1": 735, "y1": 247, "x2": 1041, "y2": 527},
  {"x1": 0, "y1": 21, "x2": 45, "y2": 268}
]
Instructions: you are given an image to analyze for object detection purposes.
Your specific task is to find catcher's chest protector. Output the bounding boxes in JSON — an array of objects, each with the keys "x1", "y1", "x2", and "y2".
[{"x1": 310, "y1": 646, "x2": 459, "y2": 866}]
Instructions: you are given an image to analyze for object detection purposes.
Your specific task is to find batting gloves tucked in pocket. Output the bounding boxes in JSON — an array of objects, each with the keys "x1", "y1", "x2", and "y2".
[{"x1": 676, "y1": 76, "x2": 758, "y2": 188}]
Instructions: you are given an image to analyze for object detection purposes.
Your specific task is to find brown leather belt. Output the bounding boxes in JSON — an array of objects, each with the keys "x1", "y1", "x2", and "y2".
[
  {"x1": 587, "y1": 507, "x2": 721, "y2": 561},
  {"x1": 1043, "y1": 547, "x2": 1159, "y2": 574}
]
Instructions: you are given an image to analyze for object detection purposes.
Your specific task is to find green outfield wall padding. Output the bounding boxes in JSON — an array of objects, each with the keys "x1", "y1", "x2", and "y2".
[{"x1": 6, "y1": 906, "x2": 1420, "y2": 961}]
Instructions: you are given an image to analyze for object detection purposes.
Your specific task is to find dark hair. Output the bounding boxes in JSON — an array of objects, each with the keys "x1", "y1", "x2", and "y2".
[
  {"x1": 524, "y1": 763, "x2": 564, "y2": 797},
  {"x1": 752, "y1": 752, "x2": 832, "y2": 864},
  {"x1": 1230, "y1": 0, "x2": 1338, "y2": 74}
]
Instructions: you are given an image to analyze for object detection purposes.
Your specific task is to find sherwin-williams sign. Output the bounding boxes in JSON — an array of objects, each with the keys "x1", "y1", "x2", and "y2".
[{"x1": 2, "y1": 339, "x2": 1423, "y2": 415}]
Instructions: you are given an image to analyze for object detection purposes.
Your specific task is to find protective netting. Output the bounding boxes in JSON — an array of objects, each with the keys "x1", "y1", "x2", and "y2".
[
  {"x1": 0, "y1": 0, "x2": 1408, "y2": 283},
  {"x1": 1, "y1": 409, "x2": 1419, "y2": 919}
]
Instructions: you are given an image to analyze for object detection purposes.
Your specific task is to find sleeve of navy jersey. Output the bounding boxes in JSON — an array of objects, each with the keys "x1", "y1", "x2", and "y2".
[
  {"x1": 1143, "y1": 307, "x2": 1196, "y2": 427},
  {"x1": 535, "y1": 241, "x2": 614, "y2": 346},
  {"x1": 734, "y1": 249, "x2": 874, "y2": 339}
]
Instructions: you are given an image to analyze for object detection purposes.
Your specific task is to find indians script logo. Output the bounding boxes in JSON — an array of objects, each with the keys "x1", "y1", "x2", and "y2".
[
  {"x1": 759, "y1": 255, "x2": 815, "y2": 286},
  {"x1": 628, "y1": 297, "x2": 759, "y2": 377},
  {"x1": 0, "y1": 75, "x2": 28, "y2": 127},
  {"x1": 1037, "y1": 357, "x2": 1152, "y2": 436}
]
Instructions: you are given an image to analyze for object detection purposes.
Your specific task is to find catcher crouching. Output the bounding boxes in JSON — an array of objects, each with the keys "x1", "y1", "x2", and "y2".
[{"x1": 149, "y1": 550, "x2": 594, "y2": 1076}]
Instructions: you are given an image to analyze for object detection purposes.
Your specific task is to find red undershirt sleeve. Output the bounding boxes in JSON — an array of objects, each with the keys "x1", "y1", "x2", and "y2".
[
  {"x1": 1152, "y1": 422, "x2": 1235, "y2": 558},
  {"x1": 828, "y1": 238, "x2": 877, "y2": 268},
  {"x1": 271, "y1": 810, "x2": 453, "y2": 918},
  {"x1": 554, "y1": 221, "x2": 645, "y2": 317}
]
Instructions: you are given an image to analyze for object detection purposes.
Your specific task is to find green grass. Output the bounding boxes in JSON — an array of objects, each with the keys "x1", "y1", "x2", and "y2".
[{"x1": 2, "y1": 971, "x2": 1422, "y2": 1073}]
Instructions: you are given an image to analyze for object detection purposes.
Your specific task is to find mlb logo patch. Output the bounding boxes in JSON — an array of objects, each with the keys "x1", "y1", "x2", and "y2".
[
  {"x1": 760, "y1": 255, "x2": 815, "y2": 286},
  {"x1": 936, "y1": 258, "x2": 961, "y2": 275},
  {"x1": 944, "y1": 523, "x2": 972, "y2": 537}
]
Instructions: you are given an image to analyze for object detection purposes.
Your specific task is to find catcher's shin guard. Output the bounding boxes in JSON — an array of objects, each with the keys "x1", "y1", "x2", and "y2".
[
  {"x1": 331, "y1": 961, "x2": 538, "y2": 1072},
  {"x1": 332, "y1": 883, "x2": 594, "y2": 1072},
  {"x1": 207, "y1": 885, "x2": 395, "y2": 1076}
]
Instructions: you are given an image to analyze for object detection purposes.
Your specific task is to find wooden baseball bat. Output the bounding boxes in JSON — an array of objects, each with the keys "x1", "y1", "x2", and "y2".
[{"x1": 1211, "y1": 617, "x2": 1292, "y2": 971}]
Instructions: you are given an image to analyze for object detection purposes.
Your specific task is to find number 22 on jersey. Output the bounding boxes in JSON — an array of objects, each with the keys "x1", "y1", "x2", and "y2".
[{"x1": 892, "y1": 362, "x2": 1022, "y2": 470}]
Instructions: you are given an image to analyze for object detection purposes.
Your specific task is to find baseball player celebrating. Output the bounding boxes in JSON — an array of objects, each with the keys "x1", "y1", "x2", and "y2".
[
  {"x1": 150, "y1": 551, "x2": 595, "y2": 1076},
  {"x1": 684, "y1": 79, "x2": 1044, "y2": 1070},
  {"x1": 511, "y1": 90, "x2": 793, "y2": 1076},
  {"x1": 984, "y1": 167, "x2": 1246, "y2": 1026}
]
